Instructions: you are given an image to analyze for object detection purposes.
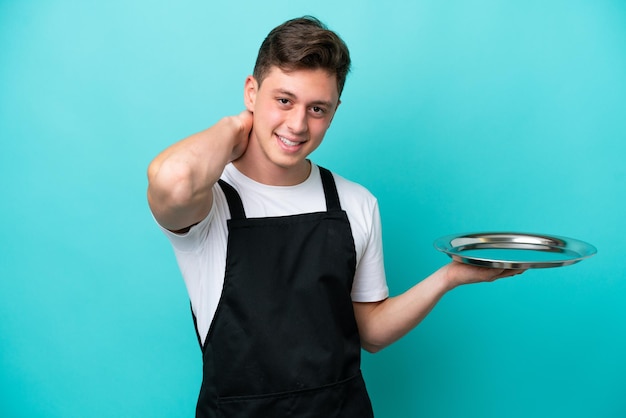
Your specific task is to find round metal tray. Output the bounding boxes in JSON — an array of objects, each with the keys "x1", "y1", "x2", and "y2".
[{"x1": 434, "y1": 232, "x2": 597, "y2": 269}]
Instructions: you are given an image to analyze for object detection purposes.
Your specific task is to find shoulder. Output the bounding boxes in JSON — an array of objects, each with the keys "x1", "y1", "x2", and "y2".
[
  {"x1": 323, "y1": 167, "x2": 381, "y2": 250},
  {"x1": 328, "y1": 168, "x2": 379, "y2": 213}
]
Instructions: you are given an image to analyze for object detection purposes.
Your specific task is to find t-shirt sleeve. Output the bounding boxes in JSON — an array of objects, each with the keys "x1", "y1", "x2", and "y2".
[
  {"x1": 351, "y1": 200, "x2": 389, "y2": 302},
  {"x1": 153, "y1": 199, "x2": 215, "y2": 253}
]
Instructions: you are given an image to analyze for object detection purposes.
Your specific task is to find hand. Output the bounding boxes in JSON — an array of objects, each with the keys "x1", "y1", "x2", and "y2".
[
  {"x1": 443, "y1": 261, "x2": 526, "y2": 290},
  {"x1": 229, "y1": 110, "x2": 253, "y2": 162}
]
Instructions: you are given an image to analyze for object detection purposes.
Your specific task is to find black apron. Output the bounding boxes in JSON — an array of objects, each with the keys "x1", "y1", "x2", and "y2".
[{"x1": 194, "y1": 166, "x2": 374, "y2": 417}]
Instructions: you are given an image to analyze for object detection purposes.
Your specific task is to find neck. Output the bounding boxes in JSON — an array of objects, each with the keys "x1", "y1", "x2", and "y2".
[
  {"x1": 233, "y1": 147, "x2": 312, "y2": 187},
  {"x1": 234, "y1": 158, "x2": 312, "y2": 186}
]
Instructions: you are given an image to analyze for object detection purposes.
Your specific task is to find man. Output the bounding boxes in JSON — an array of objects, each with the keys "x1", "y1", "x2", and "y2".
[{"x1": 147, "y1": 16, "x2": 523, "y2": 417}]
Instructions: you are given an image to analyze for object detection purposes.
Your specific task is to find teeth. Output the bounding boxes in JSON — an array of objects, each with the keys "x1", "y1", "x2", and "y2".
[{"x1": 279, "y1": 136, "x2": 300, "y2": 146}]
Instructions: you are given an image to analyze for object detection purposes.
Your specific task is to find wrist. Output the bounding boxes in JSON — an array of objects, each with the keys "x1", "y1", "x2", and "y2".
[
  {"x1": 213, "y1": 116, "x2": 244, "y2": 162},
  {"x1": 439, "y1": 263, "x2": 461, "y2": 292}
]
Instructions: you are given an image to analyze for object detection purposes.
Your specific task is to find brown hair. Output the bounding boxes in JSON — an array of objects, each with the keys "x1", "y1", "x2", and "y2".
[{"x1": 253, "y1": 16, "x2": 351, "y2": 96}]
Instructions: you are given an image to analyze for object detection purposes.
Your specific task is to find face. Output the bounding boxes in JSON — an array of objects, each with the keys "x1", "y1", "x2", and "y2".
[{"x1": 241, "y1": 66, "x2": 340, "y2": 185}]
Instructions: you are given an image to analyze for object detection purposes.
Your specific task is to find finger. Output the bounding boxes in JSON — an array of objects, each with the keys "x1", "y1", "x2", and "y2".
[{"x1": 498, "y1": 269, "x2": 527, "y2": 279}]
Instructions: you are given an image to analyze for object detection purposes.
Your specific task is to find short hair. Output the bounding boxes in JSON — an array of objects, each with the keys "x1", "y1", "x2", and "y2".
[{"x1": 253, "y1": 16, "x2": 352, "y2": 97}]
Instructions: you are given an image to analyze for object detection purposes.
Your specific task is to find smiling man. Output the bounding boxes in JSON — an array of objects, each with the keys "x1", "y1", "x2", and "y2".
[
  {"x1": 147, "y1": 16, "x2": 524, "y2": 417},
  {"x1": 235, "y1": 66, "x2": 338, "y2": 185}
]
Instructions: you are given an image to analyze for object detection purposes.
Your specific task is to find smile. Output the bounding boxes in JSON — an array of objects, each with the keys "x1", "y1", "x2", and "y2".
[{"x1": 278, "y1": 135, "x2": 306, "y2": 147}]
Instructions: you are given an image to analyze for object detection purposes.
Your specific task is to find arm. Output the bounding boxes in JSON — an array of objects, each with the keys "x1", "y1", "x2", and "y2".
[
  {"x1": 147, "y1": 111, "x2": 253, "y2": 232},
  {"x1": 353, "y1": 262, "x2": 525, "y2": 353}
]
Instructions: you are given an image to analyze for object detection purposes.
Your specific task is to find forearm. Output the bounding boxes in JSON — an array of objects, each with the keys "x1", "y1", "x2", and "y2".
[
  {"x1": 355, "y1": 262, "x2": 525, "y2": 353},
  {"x1": 355, "y1": 267, "x2": 453, "y2": 353},
  {"x1": 147, "y1": 115, "x2": 249, "y2": 231}
]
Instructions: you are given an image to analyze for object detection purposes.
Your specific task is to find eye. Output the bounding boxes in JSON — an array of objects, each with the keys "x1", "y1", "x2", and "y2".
[
  {"x1": 311, "y1": 106, "x2": 326, "y2": 115},
  {"x1": 278, "y1": 98, "x2": 290, "y2": 105}
]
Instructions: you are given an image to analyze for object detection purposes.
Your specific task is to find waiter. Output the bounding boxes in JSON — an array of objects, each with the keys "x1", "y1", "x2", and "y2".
[{"x1": 147, "y1": 16, "x2": 524, "y2": 417}]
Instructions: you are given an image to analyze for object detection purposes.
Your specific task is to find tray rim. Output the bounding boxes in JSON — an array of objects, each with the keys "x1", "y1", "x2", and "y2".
[{"x1": 433, "y1": 231, "x2": 597, "y2": 269}]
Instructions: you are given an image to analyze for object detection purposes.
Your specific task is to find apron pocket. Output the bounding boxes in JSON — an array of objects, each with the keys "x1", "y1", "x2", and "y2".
[{"x1": 216, "y1": 371, "x2": 373, "y2": 418}]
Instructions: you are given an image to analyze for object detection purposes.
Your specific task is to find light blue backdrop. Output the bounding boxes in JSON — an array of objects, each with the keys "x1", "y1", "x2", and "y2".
[{"x1": 1, "y1": 1, "x2": 624, "y2": 417}]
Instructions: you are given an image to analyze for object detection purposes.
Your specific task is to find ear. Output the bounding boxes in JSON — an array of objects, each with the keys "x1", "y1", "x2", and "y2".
[{"x1": 243, "y1": 75, "x2": 258, "y2": 112}]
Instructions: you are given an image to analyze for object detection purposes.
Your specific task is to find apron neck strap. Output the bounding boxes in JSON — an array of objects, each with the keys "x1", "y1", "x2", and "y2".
[
  {"x1": 218, "y1": 179, "x2": 246, "y2": 220},
  {"x1": 318, "y1": 166, "x2": 341, "y2": 212}
]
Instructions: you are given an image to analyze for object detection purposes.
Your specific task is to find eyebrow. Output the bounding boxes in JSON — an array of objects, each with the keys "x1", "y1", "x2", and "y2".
[{"x1": 274, "y1": 89, "x2": 336, "y2": 108}]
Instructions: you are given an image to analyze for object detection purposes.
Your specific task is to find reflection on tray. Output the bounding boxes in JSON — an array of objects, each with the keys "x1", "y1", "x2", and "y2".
[{"x1": 454, "y1": 248, "x2": 576, "y2": 262}]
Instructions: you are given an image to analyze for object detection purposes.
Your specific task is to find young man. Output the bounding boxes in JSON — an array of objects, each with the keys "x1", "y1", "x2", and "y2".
[{"x1": 148, "y1": 16, "x2": 524, "y2": 417}]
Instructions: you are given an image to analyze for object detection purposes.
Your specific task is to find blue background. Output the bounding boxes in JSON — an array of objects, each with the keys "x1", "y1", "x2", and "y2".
[{"x1": 1, "y1": 1, "x2": 625, "y2": 417}]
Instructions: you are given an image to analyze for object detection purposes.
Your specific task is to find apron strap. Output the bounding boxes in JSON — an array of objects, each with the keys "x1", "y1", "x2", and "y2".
[
  {"x1": 218, "y1": 179, "x2": 246, "y2": 220},
  {"x1": 190, "y1": 303, "x2": 203, "y2": 349},
  {"x1": 319, "y1": 166, "x2": 341, "y2": 212}
]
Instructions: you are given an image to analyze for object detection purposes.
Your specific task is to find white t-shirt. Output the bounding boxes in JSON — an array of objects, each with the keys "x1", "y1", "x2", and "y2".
[{"x1": 158, "y1": 163, "x2": 389, "y2": 344}]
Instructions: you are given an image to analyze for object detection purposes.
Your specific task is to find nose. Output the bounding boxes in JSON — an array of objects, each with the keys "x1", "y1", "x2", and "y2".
[{"x1": 286, "y1": 107, "x2": 308, "y2": 135}]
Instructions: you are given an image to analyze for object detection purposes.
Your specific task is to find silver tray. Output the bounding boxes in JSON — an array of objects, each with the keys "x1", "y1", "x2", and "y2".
[{"x1": 434, "y1": 232, "x2": 597, "y2": 269}]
